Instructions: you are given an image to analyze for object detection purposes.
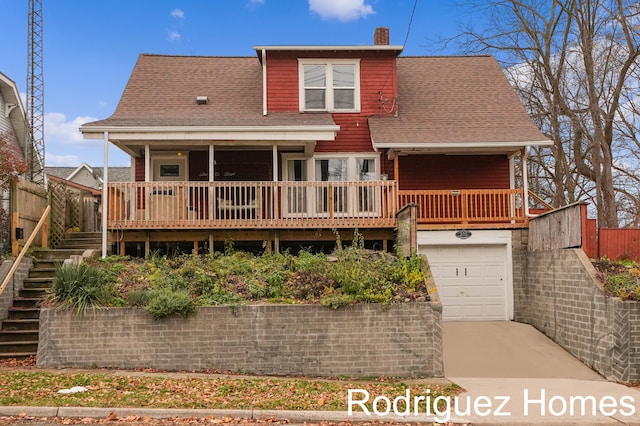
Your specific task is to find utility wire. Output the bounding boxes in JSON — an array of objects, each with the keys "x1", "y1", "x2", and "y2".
[
  {"x1": 403, "y1": 0, "x2": 419, "y2": 49},
  {"x1": 379, "y1": 0, "x2": 419, "y2": 97}
]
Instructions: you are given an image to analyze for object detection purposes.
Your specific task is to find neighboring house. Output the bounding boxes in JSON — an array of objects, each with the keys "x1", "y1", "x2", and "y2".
[
  {"x1": 44, "y1": 165, "x2": 131, "y2": 234},
  {"x1": 80, "y1": 28, "x2": 552, "y2": 321},
  {"x1": 0, "y1": 72, "x2": 30, "y2": 172},
  {"x1": 0, "y1": 72, "x2": 31, "y2": 253},
  {"x1": 45, "y1": 163, "x2": 131, "y2": 190}
]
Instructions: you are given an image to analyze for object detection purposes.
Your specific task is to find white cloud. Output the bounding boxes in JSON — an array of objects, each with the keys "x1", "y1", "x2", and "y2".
[
  {"x1": 170, "y1": 8, "x2": 185, "y2": 19},
  {"x1": 45, "y1": 113, "x2": 98, "y2": 145},
  {"x1": 46, "y1": 153, "x2": 81, "y2": 167},
  {"x1": 248, "y1": 0, "x2": 264, "y2": 7},
  {"x1": 309, "y1": 0, "x2": 374, "y2": 21},
  {"x1": 167, "y1": 31, "x2": 181, "y2": 41}
]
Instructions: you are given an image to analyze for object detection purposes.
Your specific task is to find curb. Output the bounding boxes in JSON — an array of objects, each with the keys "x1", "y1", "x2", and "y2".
[
  {"x1": 0, "y1": 406, "x2": 440, "y2": 423},
  {"x1": 0, "y1": 406, "x2": 628, "y2": 425}
]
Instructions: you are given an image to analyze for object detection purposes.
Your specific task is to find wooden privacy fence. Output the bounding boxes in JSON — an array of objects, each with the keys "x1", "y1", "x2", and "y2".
[
  {"x1": 48, "y1": 180, "x2": 99, "y2": 248},
  {"x1": 537, "y1": 204, "x2": 640, "y2": 261},
  {"x1": 528, "y1": 203, "x2": 588, "y2": 252},
  {"x1": 10, "y1": 178, "x2": 48, "y2": 256},
  {"x1": 583, "y1": 227, "x2": 640, "y2": 262}
]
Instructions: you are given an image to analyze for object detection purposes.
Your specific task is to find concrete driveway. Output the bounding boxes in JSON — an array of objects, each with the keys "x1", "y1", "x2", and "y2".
[{"x1": 443, "y1": 321, "x2": 604, "y2": 380}]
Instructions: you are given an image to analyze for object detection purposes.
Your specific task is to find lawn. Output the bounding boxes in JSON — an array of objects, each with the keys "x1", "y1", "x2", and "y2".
[{"x1": 0, "y1": 367, "x2": 459, "y2": 412}]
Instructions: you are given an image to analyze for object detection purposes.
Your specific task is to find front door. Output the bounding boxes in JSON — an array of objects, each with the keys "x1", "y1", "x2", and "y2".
[{"x1": 284, "y1": 158, "x2": 308, "y2": 216}]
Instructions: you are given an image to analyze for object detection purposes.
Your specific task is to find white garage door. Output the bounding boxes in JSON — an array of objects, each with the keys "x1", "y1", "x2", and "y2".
[{"x1": 420, "y1": 244, "x2": 508, "y2": 321}]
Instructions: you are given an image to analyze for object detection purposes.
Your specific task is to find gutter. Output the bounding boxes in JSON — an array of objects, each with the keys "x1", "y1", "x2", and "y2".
[
  {"x1": 80, "y1": 124, "x2": 340, "y2": 135},
  {"x1": 522, "y1": 146, "x2": 533, "y2": 218},
  {"x1": 262, "y1": 49, "x2": 267, "y2": 116},
  {"x1": 375, "y1": 140, "x2": 553, "y2": 150}
]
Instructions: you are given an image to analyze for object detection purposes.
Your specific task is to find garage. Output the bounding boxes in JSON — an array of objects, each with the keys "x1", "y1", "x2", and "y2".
[{"x1": 419, "y1": 233, "x2": 513, "y2": 321}]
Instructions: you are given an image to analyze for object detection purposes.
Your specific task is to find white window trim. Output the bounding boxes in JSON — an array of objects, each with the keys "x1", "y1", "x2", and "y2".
[
  {"x1": 151, "y1": 154, "x2": 188, "y2": 182},
  {"x1": 298, "y1": 59, "x2": 361, "y2": 113},
  {"x1": 281, "y1": 154, "x2": 312, "y2": 181},
  {"x1": 311, "y1": 153, "x2": 379, "y2": 181}
]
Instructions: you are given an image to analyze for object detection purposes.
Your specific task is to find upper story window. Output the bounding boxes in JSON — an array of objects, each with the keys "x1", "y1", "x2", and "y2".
[{"x1": 299, "y1": 60, "x2": 360, "y2": 112}]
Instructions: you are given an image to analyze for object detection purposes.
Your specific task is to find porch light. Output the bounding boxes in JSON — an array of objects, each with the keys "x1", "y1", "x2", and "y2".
[
  {"x1": 196, "y1": 96, "x2": 208, "y2": 105},
  {"x1": 177, "y1": 152, "x2": 183, "y2": 156}
]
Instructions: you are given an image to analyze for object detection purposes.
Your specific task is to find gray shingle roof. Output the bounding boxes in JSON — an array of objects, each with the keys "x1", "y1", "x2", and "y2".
[
  {"x1": 82, "y1": 54, "x2": 546, "y2": 148},
  {"x1": 83, "y1": 54, "x2": 335, "y2": 128},
  {"x1": 369, "y1": 56, "x2": 548, "y2": 146}
]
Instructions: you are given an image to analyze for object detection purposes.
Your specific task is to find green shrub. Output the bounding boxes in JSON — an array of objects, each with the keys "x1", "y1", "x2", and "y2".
[
  {"x1": 144, "y1": 286, "x2": 196, "y2": 320},
  {"x1": 126, "y1": 289, "x2": 150, "y2": 306},
  {"x1": 47, "y1": 263, "x2": 115, "y2": 314},
  {"x1": 605, "y1": 274, "x2": 640, "y2": 300},
  {"x1": 85, "y1": 237, "x2": 432, "y2": 313}
]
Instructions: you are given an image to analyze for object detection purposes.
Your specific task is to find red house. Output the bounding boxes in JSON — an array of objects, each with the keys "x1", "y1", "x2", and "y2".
[{"x1": 81, "y1": 28, "x2": 551, "y2": 320}]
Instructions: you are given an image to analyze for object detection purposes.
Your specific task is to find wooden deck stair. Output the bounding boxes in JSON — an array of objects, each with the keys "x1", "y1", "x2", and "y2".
[{"x1": 0, "y1": 232, "x2": 102, "y2": 360}]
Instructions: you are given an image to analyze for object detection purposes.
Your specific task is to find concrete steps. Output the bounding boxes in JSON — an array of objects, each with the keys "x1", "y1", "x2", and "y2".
[{"x1": 0, "y1": 232, "x2": 102, "y2": 360}]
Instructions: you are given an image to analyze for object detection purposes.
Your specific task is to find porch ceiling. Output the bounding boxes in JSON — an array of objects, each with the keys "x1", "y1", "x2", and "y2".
[
  {"x1": 384, "y1": 142, "x2": 542, "y2": 158},
  {"x1": 81, "y1": 124, "x2": 338, "y2": 157}
]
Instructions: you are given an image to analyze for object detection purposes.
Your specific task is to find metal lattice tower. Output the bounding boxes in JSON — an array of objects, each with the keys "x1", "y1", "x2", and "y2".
[{"x1": 27, "y1": 0, "x2": 45, "y2": 185}]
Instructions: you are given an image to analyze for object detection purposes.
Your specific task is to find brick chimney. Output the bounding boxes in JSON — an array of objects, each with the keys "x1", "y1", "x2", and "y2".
[{"x1": 374, "y1": 27, "x2": 389, "y2": 45}]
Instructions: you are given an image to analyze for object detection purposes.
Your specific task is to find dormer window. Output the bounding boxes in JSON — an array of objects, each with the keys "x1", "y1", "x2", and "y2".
[{"x1": 299, "y1": 60, "x2": 360, "y2": 112}]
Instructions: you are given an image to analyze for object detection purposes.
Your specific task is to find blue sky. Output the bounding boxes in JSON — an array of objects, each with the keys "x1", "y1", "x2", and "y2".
[{"x1": 1, "y1": 0, "x2": 467, "y2": 167}]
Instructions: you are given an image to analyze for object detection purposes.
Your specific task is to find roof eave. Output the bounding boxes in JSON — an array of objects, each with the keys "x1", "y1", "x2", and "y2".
[
  {"x1": 374, "y1": 139, "x2": 553, "y2": 151},
  {"x1": 80, "y1": 124, "x2": 341, "y2": 142},
  {"x1": 253, "y1": 45, "x2": 404, "y2": 52}
]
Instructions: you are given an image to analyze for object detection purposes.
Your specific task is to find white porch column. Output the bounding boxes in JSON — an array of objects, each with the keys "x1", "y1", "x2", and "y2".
[
  {"x1": 209, "y1": 144, "x2": 215, "y2": 182},
  {"x1": 144, "y1": 144, "x2": 150, "y2": 182},
  {"x1": 101, "y1": 132, "x2": 109, "y2": 258},
  {"x1": 272, "y1": 144, "x2": 278, "y2": 182},
  {"x1": 144, "y1": 144, "x2": 150, "y2": 221},
  {"x1": 522, "y1": 147, "x2": 531, "y2": 217}
]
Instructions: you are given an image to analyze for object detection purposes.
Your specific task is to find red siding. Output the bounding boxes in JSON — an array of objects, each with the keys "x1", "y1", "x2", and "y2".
[
  {"x1": 135, "y1": 157, "x2": 144, "y2": 182},
  {"x1": 315, "y1": 114, "x2": 375, "y2": 152},
  {"x1": 398, "y1": 155, "x2": 510, "y2": 190},
  {"x1": 266, "y1": 54, "x2": 299, "y2": 112},
  {"x1": 265, "y1": 51, "x2": 397, "y2": 154}
]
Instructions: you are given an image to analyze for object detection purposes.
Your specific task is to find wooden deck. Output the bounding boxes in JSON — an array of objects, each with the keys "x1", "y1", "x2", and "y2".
[
  {"x1": 108, "y1": 180, "x2": 399, "y2": 230},
  {"x1": 107, "y1": 183, "x2": 529, "y2": 230},
  {"x1": 398, "y1": 188, "x2": 528, "y2": 228}
]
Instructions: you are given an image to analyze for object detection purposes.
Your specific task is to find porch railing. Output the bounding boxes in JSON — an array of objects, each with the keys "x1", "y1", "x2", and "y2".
[
  {"x1": 107, "y1": 180, "x2": 398, "y2": 230},
  {"x1": 398, "y1": 189, "x2": 527, "y2": 226}
]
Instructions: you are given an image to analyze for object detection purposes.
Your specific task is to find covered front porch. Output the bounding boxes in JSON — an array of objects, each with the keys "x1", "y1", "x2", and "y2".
[{"x1": 108, "y1": 180, "x2": 399, "y2": 230}]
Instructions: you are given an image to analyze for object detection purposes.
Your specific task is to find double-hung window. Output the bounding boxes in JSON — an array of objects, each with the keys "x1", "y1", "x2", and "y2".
[{"x1": 299, "y1": 60, "x2": 360, "y2": 112}]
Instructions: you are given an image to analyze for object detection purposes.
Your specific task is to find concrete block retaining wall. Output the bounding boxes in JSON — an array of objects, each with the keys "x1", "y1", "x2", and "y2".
[
  {"x1": 0, "y1": 258, "x2": 33, "y2": 321},
  {"x1": 514, "y1": 247, "x2": 640, "y2": 382},
  {"x1": 38, "y1": 303, "x2": 444, "y2": 377}
]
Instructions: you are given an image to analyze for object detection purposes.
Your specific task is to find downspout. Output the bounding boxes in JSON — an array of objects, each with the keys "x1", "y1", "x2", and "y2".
[
  {"x1": 101, "y1": 131, "x2": 109, "y2": 258},
  {"x1": 522, "y1": 146, "x2": 532, "y2": 217},
  {"x1": 262, "y1": 49, "x2": 267, "y2": 116}
]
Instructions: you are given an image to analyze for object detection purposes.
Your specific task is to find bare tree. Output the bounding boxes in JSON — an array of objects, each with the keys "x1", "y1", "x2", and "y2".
[{"x1": 448, "y1": 0, "x2": 640, "y2": 227}]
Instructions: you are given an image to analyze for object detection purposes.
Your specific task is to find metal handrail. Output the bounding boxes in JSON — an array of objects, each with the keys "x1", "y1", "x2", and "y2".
[{"x1": 0, "y1": 205, "x2": 51, "y2": 298}]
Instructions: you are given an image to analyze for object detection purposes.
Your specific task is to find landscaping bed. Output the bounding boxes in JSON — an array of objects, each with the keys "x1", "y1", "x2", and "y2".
[
  {"x1": 591, "y1": 257, "x2": 640, "y2": 300},
  {"x1": 45, "y1": 236, "x2": 433, "y2": 319}
]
